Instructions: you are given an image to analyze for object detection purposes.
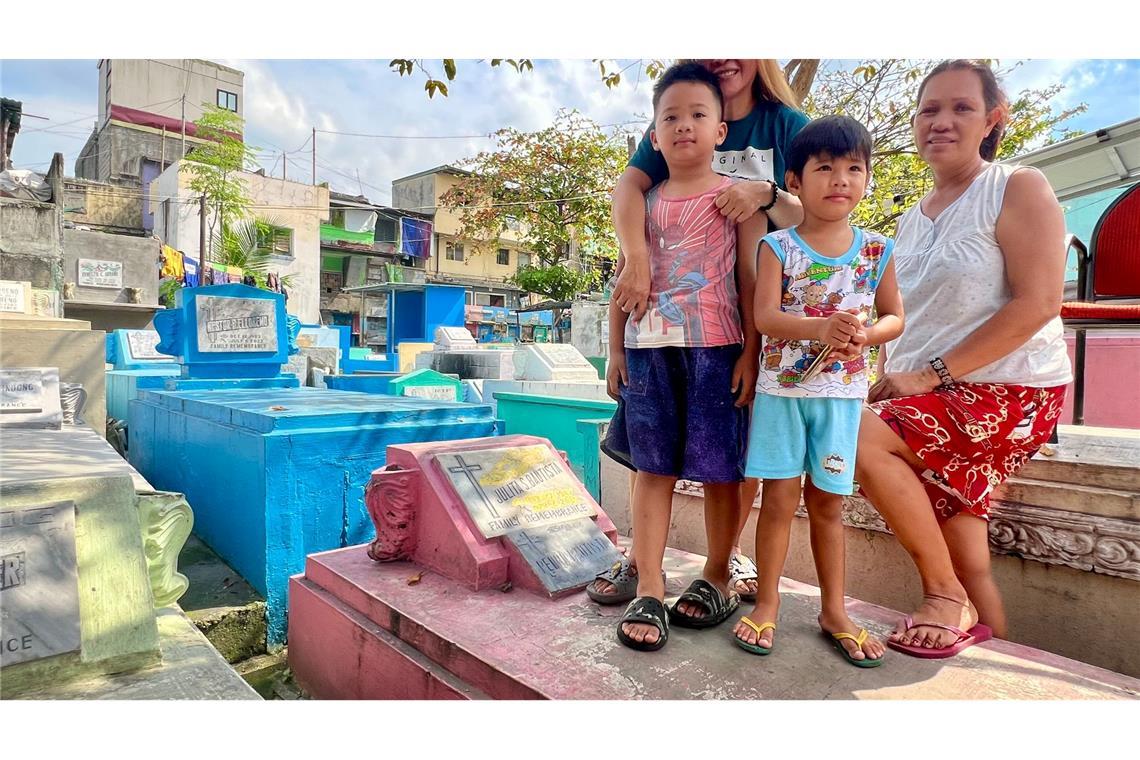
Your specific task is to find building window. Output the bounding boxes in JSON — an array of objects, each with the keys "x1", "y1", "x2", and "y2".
[
  {"x1": 489, "y1": 294, "x2": 505, "y2": 307},
  {"x1": 217, "y1": 89, "x2": 238, "y2": 112},
  {"x1": 496, "y1": 248, "x2": 510, "y2": 266},
  {"x1": 257, "y1": 225, "x2": 293, "y2": 258},
  {"x1": 375, "y1": 217, "x2": 397, "y2": 244},
  {"x1": 328, "y1": 208, "x2": 346, "y2": 228},
  {"x1": 446, "y1": 242, "x2": 464, "y2": 262},
  {"x1": 517, "y1": 252, "x2": 532, "y2": 269}
]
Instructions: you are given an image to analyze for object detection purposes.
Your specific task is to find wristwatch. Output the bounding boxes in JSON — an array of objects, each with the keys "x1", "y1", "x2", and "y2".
[{"x1": 758, "y1": 180, "x2": 779, "y2": 213}]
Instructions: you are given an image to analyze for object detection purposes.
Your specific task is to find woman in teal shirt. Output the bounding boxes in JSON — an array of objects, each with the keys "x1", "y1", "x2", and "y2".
[{"x1": 595, "y1": 60, "x2": 809, "y2": 617}]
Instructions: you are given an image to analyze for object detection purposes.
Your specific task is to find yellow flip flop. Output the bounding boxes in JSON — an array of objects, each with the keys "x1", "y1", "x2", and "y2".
[
  {"x1": 825, "y1": 627, "x2": 884, "y2": 668},
  {"x1": 734, "y1": 616, "x2": 775, "y2": 655}
]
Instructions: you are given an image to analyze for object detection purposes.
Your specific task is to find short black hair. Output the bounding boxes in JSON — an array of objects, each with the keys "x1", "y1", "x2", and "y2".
[
  {"x1": 786, "y1": 115, "x2": 873, "y2": 178},
  {"x1": 652, "y1": 62, "x2": 724, "y2": 120}
]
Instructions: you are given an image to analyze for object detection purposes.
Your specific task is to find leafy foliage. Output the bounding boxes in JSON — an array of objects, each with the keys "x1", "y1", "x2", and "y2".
[
  {"x1": 183, "y1": 105, "x2": 259, "y2": 261},
  {"x1": 210, "y1": 216, "x2": 295, "y2": 289},
  {"x1": 804, "y1": 60, "x2": 1086, "y2": 234},
  {"x1": 438, "y1": 109, "x2": 626, "y2": 303}
]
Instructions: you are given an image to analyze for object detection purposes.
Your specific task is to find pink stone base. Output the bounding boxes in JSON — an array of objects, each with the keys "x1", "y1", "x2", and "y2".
[{"x1": 288, "y1": 541, "x2": 1140, "y2": 700}]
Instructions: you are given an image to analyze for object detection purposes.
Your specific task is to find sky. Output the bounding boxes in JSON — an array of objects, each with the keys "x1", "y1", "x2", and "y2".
[{"x1": 4, "y1": 58, "x2": 1138, "y2": 208}]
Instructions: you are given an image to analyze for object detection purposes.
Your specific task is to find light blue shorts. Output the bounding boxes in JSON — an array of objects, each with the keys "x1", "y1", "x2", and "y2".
[{"x1": 744, "y1": 394, "x2": 863, "y2": 495}]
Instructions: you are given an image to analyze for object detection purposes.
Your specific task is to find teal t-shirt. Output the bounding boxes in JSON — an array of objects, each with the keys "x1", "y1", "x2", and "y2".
[{"x1": 629, "y1": 99, "x2": 810, "y2": 190}]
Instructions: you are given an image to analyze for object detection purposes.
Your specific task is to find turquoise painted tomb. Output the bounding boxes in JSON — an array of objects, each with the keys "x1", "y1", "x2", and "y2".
[{"x1": 129, "y1": 284, "x2": 496, "y2": 645}]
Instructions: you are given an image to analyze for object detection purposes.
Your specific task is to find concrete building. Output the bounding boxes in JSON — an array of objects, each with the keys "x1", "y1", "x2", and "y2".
[
  {"x1": 391, "y1": 165, "x2": 533, "y2": 309},
  {"x1": 319, "y1": 190, "x2": 432, "y2": 352},
  {"x1": 153, "y1": 160, "x2": 329, "y2": 324},
  {"x1": 76, "y1": 59, "x2": 245, "y2": 233}
]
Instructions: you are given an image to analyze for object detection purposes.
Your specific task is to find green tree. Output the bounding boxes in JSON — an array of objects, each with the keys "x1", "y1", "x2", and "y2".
[
  {"x1": 439, "y1": 109, "x2": 627, "y2": 324},
  {"x1": 183, "y1": 105, "x2": 259, "y2": 262},
  {"x1": 804, "y1": 60, "x2": 1086, "y2": 234}
]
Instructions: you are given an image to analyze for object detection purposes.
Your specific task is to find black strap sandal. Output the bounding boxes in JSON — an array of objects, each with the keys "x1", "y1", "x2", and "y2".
[
  {"x1": 668, "y1": 579, "x2": 740, "y2": 629},
  {"x1": 616, "y1": 596, "x2": 669, "y2": 652}
]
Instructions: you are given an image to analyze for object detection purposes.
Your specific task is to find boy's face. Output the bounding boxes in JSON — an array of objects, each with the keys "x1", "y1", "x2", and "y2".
[
  {"x1": 650, "y1": 82, "x2": 727, "y2": 167},
  {"x1": 785, "y1": 153, "x2": 869, "y2": 222}
]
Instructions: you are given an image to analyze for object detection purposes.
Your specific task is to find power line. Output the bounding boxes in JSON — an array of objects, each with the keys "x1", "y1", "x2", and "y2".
[{"x1": 313, "y1": 118, "x2": 647, "y2": 141}]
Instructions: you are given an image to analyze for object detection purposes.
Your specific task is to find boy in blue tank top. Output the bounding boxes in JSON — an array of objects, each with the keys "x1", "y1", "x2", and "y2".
[{"x1": 733, "y1": 115, "x2": 904, "y2": 666}]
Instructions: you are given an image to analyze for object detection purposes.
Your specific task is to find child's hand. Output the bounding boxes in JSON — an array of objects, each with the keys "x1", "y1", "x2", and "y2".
[
  {"x1": 831, "y1": 329, "x2": 868, "y2": 361},
  {"x1": 817, "y1": 312, "x2": 862, "y2": 349},
  {"x1": 606, "y1": 352, "x2": 629, "y2": 401},
  {"x1": 731, "y1": 352, "x2": 757, "y2": 408}
]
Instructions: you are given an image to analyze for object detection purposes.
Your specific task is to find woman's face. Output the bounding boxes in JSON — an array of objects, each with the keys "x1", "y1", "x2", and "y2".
[
  {"x1": 699, "y1": 60, "x2": 758, "y2": 102},
  {"x1": 913, "y1": 68, "x2": 1001, "y2": 168}
]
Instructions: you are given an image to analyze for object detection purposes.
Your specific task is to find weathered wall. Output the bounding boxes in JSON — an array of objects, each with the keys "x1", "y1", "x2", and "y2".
[
  {"x1": 599, "y1": 457, "x2": 1140, "y2": 678},
  {"x1": 63, "y1": 178, "x2": 142, "y2": 229},
  {"x1": 0, "y1": 198, "x2": 64, "y2": 300},
  {"x1": 62, "y1": 228, "x2": 160, "y2": 307}
]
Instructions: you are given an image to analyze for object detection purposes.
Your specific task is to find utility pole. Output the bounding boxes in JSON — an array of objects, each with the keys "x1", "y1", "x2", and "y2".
[
  {"x1": 311, "y1": 127, "x2": 317, "y2": 185},
  {"x1": 181, "y1": 95, "x2": 187, "y2": 158},
  {"x1": 282, "y1": 152, "x2": 286, "y2": 181},
  {"x1": 626, "y1": 135, "x2": 636, "y2": 158},
  {"x1": 199, "y1": 195, "x2": 208, "y2": 280}
]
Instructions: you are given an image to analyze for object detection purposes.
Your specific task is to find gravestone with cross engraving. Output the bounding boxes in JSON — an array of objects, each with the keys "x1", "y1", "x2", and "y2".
[{"x1": 364, "y1": 434, "x2": 620, "y2": 597}]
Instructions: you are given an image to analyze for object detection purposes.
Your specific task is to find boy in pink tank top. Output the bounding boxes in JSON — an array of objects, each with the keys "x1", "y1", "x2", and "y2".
[{"x1": 603, "y1": 63, "x2": 767, "y2": 651}]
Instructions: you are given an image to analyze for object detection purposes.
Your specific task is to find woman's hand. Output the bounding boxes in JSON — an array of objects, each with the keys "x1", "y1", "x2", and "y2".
[
  {"x1": 867, "y1": 369, "x2": 940, "y2": 403},
  {"x1": 714, "y1": 181, "x2": 773, "y2": 224}
]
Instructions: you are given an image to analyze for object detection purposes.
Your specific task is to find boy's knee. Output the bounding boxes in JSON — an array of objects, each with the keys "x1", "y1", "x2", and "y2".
[{"x1": 806, "y1": 496, "x2": 843, "y2": 521}]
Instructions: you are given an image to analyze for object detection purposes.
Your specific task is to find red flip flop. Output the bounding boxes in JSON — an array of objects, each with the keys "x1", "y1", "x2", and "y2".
[{"x1": 887, "y1": 615, "x2": 994, "y2": 659}]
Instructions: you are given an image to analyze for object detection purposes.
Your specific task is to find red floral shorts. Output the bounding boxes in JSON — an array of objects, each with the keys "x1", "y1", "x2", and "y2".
[{"x1": 867, "y1": 383, "x2": 1066, "y2": 521}]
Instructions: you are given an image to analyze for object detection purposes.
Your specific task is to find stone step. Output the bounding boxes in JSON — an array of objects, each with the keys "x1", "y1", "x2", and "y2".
[
  {"x1": 1020, "y1": 425, "x2": 1140, "y2": 492},
  {"x1": 995, "y1": 477, "x2": 1140, "y2": 522}
]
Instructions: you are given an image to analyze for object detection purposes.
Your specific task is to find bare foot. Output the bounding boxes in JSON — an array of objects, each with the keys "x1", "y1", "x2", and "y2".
[
  {"x1": 732, "y1": 599, "x2": 778, "y2": 650},
  {"x1": 818, "y1": 611, "x2": 885, "y2": 662},
  {"x1": 674, "y1": 563, "x2": 733, "y2": 621},
  {"x1": 891, "y1": 593, "x2": 979, "y2": 650},
  {"x1": 729, "y1": 553, "x2": 758, "y2": 599},
  {"x1": 620, "y1": 576, "x2": 666, "y2": 645}
]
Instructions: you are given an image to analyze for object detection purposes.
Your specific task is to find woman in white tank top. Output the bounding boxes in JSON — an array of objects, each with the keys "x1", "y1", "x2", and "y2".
[{"x1": 855, "y1": 61, "x2": 1072, "y2": 659}]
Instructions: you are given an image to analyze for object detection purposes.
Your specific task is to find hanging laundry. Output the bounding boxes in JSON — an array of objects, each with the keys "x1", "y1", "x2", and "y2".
[
  {"x1": 160, "y1": 245, "x2": 185, "y2": 279},
  {"x1": 183, "y1": 253, "x2": 200, "y2": 288}
]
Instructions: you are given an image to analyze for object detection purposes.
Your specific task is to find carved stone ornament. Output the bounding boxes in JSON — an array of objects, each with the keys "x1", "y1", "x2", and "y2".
[
  {"x1": 365, "y1": 465, "x2": 419, "y2": 562},
  {"x1": 677, "y1": 481, "x2": 1139, "y2": 581},
  {"x1": 137, "y1": 490, "x2": 194, "y2": 607}
]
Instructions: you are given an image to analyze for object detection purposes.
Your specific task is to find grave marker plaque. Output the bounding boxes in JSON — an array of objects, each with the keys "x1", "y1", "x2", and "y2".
[
  {"x1": 404, "y1": 384, "x2": 459, "y2": 401},
  {"x1": 124, "y1": 330, "x2": 169, "y2": 361},
  {"x1": 78, "y1": 258, "x2": 124, "y2": 289},
  {"x1": 505, "y1": 519, "x2": 622, "y2": 594},
  {"x1": 437, "y1": 444, "x2": 596, "y2": 538},
  {"x1": 514, "y1": 343, "x2": 600, "y2": 382},
  {"x1": 196, "y1": 295, "x2": 279, "y2": 353},
  {"x1": 0, "y1": 500, "x2": 81, "y2": 667},
  {"x1": 0, "y1": 280, "x2": 29, "y2": 313},
  {"x1": 434, "y1": 326, "x2": 478, "y2": 351},
  {"x1": 0, "y1": 367, "x2": 62, "y2": 429}
]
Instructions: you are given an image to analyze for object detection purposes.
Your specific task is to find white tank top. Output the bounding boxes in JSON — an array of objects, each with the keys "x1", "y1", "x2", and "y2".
[{"x1": 886, "y1": 162, "x2": 1072, "y2": 387}]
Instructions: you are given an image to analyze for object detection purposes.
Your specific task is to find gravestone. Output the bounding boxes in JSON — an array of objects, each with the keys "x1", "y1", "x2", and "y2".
[
  {"x1": 0, "y1": 366, "x2": 62, "y2": 429},
  {"x1": 389, "y1": 368, "x2": 463, "y2": 403},
  {"x1": 0, "y1": 280, "x2": 33, "y2": 314},
  {"x1": 434, "y1": 325, "x2": 478, "y2": 351},
  {"x1": 364, "y1": 435, "x2": 620, "y2": 598},
  {"x1": 513, "y1": 343, "x2": 600, "y2": 383},
  {"x1": 0, "y1": 500, "x2": 81, "y2": 667},
  {"x1": 107, "y1": 329, "x2": 178, "y2": 370},
  {"x1": 152, "y1": 283, "x2": 299, "y2": 381}
]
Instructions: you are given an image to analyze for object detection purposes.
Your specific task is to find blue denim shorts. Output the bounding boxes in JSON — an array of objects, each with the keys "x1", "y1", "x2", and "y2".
[{"x1": 603, "y1": 345, "x2": 747, "y2": 483}]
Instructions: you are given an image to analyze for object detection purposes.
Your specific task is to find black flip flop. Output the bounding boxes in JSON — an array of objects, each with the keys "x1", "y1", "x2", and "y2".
[
  {"x1": 617, "y1": 596, "x2": 669, "y2": 652},
  {"x1": 668, "y1": 579, "x2": 740, "y2": 629}
]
